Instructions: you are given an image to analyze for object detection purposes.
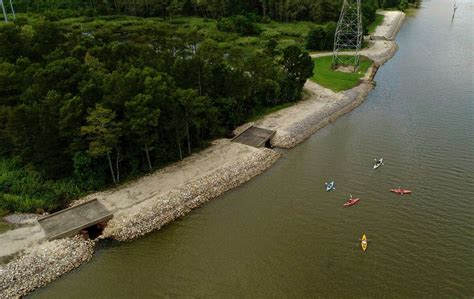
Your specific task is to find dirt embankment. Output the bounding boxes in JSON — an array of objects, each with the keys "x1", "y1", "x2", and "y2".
[
  {"x1": 0, "y1": 10, "x2": 405, "y2": 298},
  {"x1": 69, "y1": 140, "x2": 281, "y2": 241}
]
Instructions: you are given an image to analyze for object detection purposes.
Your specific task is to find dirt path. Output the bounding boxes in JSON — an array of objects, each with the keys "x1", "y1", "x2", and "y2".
[
  {"x1": 78, "y1": 140, "x2": 261, "y2": 213},
  {"x1": 372, "y1": 11, "x2": 406, "y2": 40},
  {"x1": 0, "y1": 224, "x2": 45, "y2": 260}
]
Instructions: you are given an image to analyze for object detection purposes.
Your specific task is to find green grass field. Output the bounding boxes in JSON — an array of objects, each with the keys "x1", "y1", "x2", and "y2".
[
  {"x1": 311, "y1": 55, "x2": 373, "y2": 92},
  {"x1": 368, "y1": 13, "x2": 385, "y2": 34}
]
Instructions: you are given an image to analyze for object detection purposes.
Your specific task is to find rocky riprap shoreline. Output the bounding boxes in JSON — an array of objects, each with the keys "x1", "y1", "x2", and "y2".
[
  {"x1": 271, "y1": 81, "x2": 375, "y2": 149},
  {"x1": 0, "y1": 236, "x2": 94, "y2": 298},
  {"x1": 103, "y1": 147, "x2": 280, "y2": 240}
]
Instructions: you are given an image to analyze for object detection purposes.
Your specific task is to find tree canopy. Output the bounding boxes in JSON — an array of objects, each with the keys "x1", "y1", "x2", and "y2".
[{"x1": 0, "y1": 16, "x2": 313, "y2": 212}]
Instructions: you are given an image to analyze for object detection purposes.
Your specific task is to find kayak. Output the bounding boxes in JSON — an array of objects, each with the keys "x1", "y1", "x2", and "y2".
[
  {"x1": 390, "y1": 188, "x2": 412, "y2": 195},
  {"x1": 325, "y1": 181, "x2": 335, "y2": 192},
  {"x1": 343, "y1": 197, "x2": 360, "y2": 207},
  {"x1": 373, "y1": 158, "x2": 384, "y2": 170},
  {"x1": 361, "y1": 234, "x2": 368, "y2": 252}
]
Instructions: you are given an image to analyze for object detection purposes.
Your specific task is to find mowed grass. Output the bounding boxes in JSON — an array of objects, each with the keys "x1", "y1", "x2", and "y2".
[
  {"x1": 368, "y1": 13, "x2": 385, "y2": 34},
  {"x1": 311, "y1": 55, "x2": 373, "y2": 92}
]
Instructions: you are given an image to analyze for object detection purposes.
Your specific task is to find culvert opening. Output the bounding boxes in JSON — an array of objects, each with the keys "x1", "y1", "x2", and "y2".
[
  {"x1": 264, "y1": 139, "x2": 273, "y2": 148},
  {"x1": 81, "y1": 221, "x2": 107, "y2": 240}
]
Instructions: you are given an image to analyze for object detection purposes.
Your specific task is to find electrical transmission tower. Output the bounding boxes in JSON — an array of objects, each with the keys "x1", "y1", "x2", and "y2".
[
  {"x1": 332, "y1": 0, "x2": 363, "y2": 72},
  {"x1": 1, "y1": 0, "x2": 16, "y2": 23}
]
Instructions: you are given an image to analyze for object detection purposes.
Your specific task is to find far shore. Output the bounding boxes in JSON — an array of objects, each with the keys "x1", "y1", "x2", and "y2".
[{"x1": 0, "y1": 10, "x2": 406, "y2": 298}]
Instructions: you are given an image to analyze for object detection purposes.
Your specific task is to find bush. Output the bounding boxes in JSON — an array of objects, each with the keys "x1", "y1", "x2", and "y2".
[
  {"x1": 217, "y1": 15, "x2": 261, "y2": 36},
  {"x1": 398, "y1": 0, "x2": 409, "y2": 10},
  {"x1": 305, "y1": 23, "x2": 336, "y2": 51},
  {"x1": 0, "y1": 159, "x2": 83, "y2": 213},
  {"x1": 306, "y1": 27, "x2": 325, "y2": 50}
]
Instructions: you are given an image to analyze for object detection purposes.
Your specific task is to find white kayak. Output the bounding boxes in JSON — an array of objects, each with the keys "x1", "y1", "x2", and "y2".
[
  {"x1": 373, "y1": 158, "x2": 384, "y2": 170},
  {"x1": 325, "y1": 181, "x2": 335, "y2": 192}
]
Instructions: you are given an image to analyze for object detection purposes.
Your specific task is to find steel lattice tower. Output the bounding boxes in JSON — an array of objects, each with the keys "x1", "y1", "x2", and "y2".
[
  {"x1": 1, "y1": 0, "x2": 15, "y2": 23},
  {"x1": 332, "y1": 0, "x2": 363, "y2": 71},
  {"x1": 1, "y1": 0, "x2": 7, "y2": 22}
]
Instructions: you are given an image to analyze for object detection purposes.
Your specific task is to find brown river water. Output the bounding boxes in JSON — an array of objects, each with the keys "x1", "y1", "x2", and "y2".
[{"x1": 32, "y1": 0, "x2": 473, "y2": 297}]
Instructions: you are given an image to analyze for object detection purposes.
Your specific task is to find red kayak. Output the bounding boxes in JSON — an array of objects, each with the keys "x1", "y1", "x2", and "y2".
[
  {"x1": 343, "y1": 197, "x2": 360, "y2": 207},
  {"x1": 390, "y1": 188, "x2": 412, "y2": 195}
]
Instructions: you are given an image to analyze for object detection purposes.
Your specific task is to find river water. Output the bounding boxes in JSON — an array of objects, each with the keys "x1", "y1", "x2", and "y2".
[{"x1": 32, "y1": 0, "x2": 473, "y2": 297}]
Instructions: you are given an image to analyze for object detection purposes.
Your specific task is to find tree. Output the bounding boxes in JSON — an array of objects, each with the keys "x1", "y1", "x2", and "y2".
[
  {"x1": 0, "y1": 106, "x2": 13, "y2": 155},
  {"x1": 264, "y1": 38, "x2": 278, "y2": 57},
  {"x1": 280, "y1": 45, "x2": 313, "y2": 102},
  {"x1": 174, "y1": 88, "x2": 214, "y2": 154},
  {"x1": 80, "y1": 104, "x2": 122, "y2": 184},
  {"x1": 125, "y1": 93, "x2": 160, "y2": 171},
  {"x1": 217, "y1": 15, "x2": 261, "y2": 36},
  {"x1": 306, "y1": 26, "x2": 325, "y2": 51},
  {"x1": 306, "y1": 23, "x2": 336, "y2": 51}
]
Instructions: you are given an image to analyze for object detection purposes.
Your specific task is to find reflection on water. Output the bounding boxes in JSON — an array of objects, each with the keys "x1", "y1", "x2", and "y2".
[{"x1": 32, "y1": 0, "x2": 473, "y2": 297}]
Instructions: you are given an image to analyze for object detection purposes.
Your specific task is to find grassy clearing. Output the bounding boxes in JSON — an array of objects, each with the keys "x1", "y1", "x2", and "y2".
[
  {"x1": 368, "y1": 13, "x2": 385, "y2": 34},
  {"x1": 311, "y1": 56, "x2": 373, "y2": 92},
  {"x1": 11, "y1": 13, "x2": 320, "y2": 52}
]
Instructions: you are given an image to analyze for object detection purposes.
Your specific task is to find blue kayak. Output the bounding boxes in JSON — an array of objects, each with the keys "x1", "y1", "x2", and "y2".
[{"x1": 325, "y1": 181, "x2": 335, "y2": 192}]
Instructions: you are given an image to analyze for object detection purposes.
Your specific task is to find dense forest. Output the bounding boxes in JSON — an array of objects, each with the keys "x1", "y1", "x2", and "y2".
[
  {"x1": 0, "y1": 0, "x2": 417, "y2": 213},
  {"x1": 14, "y1": 0, "x2": 413, "y2": 21}
]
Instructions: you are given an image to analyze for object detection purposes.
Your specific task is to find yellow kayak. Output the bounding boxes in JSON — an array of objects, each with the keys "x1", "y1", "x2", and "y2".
[{"x1": 361, "y1": 234, "x2": 368, "y2": 252}]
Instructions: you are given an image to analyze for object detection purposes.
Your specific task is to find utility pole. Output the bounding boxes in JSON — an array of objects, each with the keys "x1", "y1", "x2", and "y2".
[{"x1": 332, "y1": 0, "x2": 363, "y2": 72}]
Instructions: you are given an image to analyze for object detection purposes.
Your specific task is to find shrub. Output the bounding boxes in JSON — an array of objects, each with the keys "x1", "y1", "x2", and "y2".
[
  {"x1": 398, "y1": 0, "x2": 409, "y2": 10},
  {"x1": 217, "y1": 15, "x2": 261, "y2": 36},
  {"x1": 305, "y1": 23, "x2": 336, "y2": 51},
  {"x1": 0, "y1": 159, "x2": 83, "y2": 213}
]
